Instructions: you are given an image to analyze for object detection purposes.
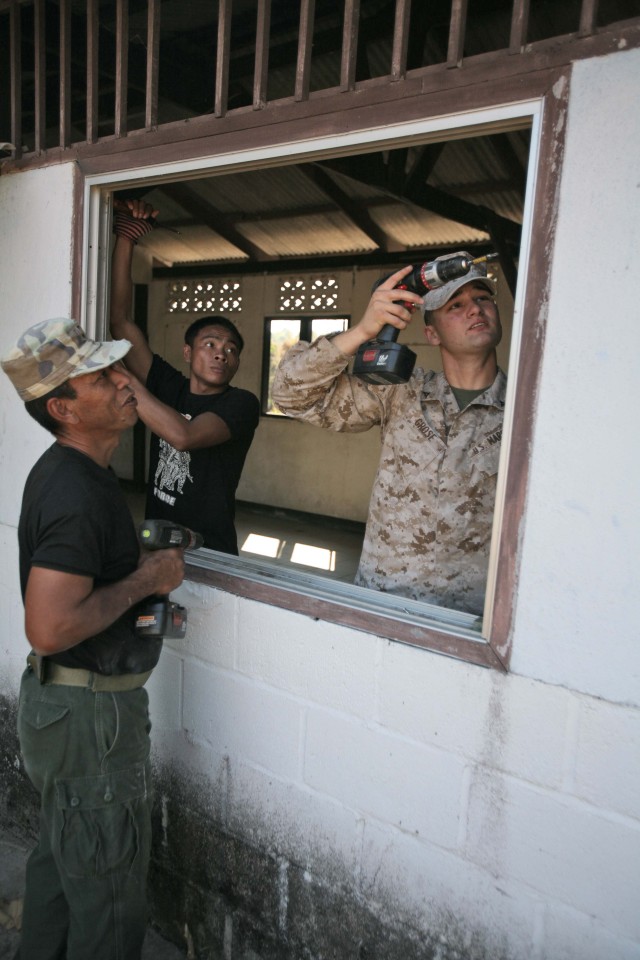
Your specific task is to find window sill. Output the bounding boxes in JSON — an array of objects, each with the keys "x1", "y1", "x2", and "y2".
[{"x1": 185, "y1": 549, "x2": 505, "y2": 670}]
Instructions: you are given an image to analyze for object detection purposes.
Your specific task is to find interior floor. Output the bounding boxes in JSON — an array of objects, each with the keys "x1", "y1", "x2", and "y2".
[{"x1": 125, "y1": 490, "x2": 363, "y2": 583}]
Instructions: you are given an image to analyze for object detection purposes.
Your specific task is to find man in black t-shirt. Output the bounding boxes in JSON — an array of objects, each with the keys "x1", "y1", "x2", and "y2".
[
  {"x1": 1, "y1": 317, "x2": 185, "y2": 960},
  {"x1": 110, "y1": 199, "x2": 260, "y2": 553}
]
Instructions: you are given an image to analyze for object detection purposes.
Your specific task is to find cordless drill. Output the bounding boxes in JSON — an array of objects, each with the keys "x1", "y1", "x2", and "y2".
[
  {"x1": 353, "y1": 252, "x2": 498, "y2": 384},
  {"x1": 134, "y1": 519, "x2": 203, "y2": 639}
]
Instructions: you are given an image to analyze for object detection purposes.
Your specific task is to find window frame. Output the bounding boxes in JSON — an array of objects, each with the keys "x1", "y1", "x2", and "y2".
[{"x1": 80, "y1": 87, "x2": 567, "y2": 672}]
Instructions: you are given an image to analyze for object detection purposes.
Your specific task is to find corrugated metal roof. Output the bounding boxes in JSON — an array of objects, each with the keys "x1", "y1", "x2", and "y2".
[{"x1": 136, "y1": 126, "x2": 530, "y2": 270}]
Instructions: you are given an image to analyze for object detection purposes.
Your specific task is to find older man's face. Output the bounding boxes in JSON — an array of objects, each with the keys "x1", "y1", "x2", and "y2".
[{"x1": 66, "y1": 363, "x2": 138, "y2": 434}]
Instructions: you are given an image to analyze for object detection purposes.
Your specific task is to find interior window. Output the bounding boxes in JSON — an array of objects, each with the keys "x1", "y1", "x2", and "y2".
[{"x1": 262, "y1": 315, "x2": 349, "y2": 416}]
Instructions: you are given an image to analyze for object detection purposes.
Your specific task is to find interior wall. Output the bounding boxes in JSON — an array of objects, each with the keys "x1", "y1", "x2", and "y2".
[{"x1": 145, "y1": 263, "x2": 513, "y2": 522}]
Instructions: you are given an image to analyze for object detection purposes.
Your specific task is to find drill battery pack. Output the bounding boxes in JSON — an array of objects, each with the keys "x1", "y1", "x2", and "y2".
[
  {"x1": 135, "y1": 599, "x2": 187, "y2": 639},
  {"x1": 353, "y1": 339, "x2": 416, "y2": 384}
]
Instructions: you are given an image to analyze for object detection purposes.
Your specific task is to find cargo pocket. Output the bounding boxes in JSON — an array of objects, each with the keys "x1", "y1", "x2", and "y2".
[
  {"x1": 18, "y1": 699, "x2": 70, "y2": 789},
  {"x1": 56, "y1": 763, "x2": 149, "y2": 879}
]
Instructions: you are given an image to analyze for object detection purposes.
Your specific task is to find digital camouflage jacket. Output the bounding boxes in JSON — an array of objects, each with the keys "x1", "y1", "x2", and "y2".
[{"x1": 272, "y1": 336, "x2": 506, "y2": 616}]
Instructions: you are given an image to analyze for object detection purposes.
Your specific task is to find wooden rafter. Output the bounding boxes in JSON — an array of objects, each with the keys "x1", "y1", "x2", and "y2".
[
  {"x1": 299, "y1": 163, "x2": 392, "y2": 252},
  {"x1": 159, "y1": 181, "x2": 268, "y2": 262}
]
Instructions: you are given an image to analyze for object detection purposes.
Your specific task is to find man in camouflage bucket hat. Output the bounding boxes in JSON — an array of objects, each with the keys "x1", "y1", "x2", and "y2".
[
  {"x1": 1, "y1": 318, "x2": 185, "y2": 959},
  {"x1": 272, "y1": 256, "x2": 505, "y2": 618},
  {"x1": 1, "y1": 317, "x2": 132, "y2": 400}
]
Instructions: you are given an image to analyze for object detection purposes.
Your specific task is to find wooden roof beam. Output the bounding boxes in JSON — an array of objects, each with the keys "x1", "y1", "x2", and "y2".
[
  {"x1": 299, "y1": 163, "x2": 392, "y2": 252},
  {"x1": 159, "y1": 181, "x2": 269, "y2": 262}
]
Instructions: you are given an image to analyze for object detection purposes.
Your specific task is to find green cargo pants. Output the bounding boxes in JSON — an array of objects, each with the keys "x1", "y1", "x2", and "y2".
[{"x1": 16, "y1": 667, "x2": 154, "y2": 960}]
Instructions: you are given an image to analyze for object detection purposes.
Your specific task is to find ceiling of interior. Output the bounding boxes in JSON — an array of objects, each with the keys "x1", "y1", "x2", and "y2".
[{"x1": 116, "y1": 126, "x2": 529, "y2": 290}]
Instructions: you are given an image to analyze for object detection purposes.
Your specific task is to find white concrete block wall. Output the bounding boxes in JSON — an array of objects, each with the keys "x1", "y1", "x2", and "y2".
[{"x1": 147, "y1": 587, "x2": 640, "y2": 958}]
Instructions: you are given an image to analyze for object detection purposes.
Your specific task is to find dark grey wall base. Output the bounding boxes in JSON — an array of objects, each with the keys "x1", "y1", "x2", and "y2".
[
  {"x1": 148, "y1": 762, "x2": 509, "y2": 960},
  {"x1": 1, "y1": 697, "x2": 507, "y2": 960}
]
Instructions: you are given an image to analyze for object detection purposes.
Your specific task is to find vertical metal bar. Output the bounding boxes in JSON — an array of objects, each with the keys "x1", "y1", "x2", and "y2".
[
  {"x1": 86, "y1": 0, "x2": 99, "y2": 143},
  {"x1": 146, "y1": 0, "x2": 161, "y2": 129},
  {"x1": 9, "y1": 1, "x2": 22, "y2": 159},
  {"x1": 294, "y1": 0, "x2": 315, "y2": 102},
  {"x1": 59, "y1": 0, "x2": 71, "y2": 147},
  {"x1": 579, "y1": 0, "x2": 599, "y2": 36},
  {"x1": 509, "y1": 0, "x2": 530, "y2": 53},
  {"x1": 215, "y1": 0, "x2": 232, "y2": 118},
  {"x1": 115, "y1": 0, "x2": 129, "y2": 138},
  {"x1": 391, "y1": 0, "x2": 411, "y2": 81},
  {"x1": 253, "y1": 0, "x2": 271, "y2": 109},
  {"x1": 446, "y1": 0, "x2": 468, "y2": 68},
  {"x1": 340, "y1": 0, "x2": 360, "y2": 92},
  {"x1": 34, "y1": 0, "x2": 45, "y2": 153}
]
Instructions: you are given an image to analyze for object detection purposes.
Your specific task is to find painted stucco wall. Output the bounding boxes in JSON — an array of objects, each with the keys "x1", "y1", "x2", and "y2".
[{"x1": 1, "y1": 45, "x2": 639, "y2": 960}]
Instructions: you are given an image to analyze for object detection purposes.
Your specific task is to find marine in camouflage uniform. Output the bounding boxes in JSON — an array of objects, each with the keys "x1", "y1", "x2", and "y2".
[{"x1": 272, "y1": 258, "x2": 505, "y2": 617}]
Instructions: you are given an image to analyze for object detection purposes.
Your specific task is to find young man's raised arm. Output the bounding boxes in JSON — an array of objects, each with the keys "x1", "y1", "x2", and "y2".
[
  {"x1": 109, "y1": 199, "x2": 156, "y2": 382},
  {"x1": 127, "y1": 371, "x2": 232, "y2": 451}
]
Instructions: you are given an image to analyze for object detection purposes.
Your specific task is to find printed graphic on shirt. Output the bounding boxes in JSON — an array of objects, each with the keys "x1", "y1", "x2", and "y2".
[{"x1": 152, "y1": 414, "x2": 193, "y2": 505}]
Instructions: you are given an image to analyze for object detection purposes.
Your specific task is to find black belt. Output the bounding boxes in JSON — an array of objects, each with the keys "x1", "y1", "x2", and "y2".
[{"x1": 26, "y1": 655, "x2": 152, "y2": 692}]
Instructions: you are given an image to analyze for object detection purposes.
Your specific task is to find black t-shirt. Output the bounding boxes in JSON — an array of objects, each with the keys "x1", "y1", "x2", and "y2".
[
  {"x1": 18, "y1": 443, "x2": 162, "y2": 675},
  {"x1": 145, "y1": 355, "x2": 260, "y2": 554}
]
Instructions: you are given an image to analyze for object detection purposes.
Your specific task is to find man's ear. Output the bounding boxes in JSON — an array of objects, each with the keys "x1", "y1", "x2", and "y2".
[
  {"x1": 423, "y1": 323, "x2": 441, "y2": 347},
  {"x1": 46, "y1": 395, "x2": 79, "y2": 426},
  {"x1": 183, "y1": 343, "x2": 192, "y2": 365}
]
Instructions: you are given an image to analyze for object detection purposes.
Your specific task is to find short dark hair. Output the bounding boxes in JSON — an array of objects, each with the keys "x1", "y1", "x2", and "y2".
[
  {"x1": 24, "y1": 380, "x2": 77, "y2": 435},
  {"x1": 184, "y1": 315, "x2": 244, "y2": 353}
]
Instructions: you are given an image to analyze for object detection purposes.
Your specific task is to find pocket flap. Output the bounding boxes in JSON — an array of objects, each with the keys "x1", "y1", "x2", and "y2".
[
  {"x1": 22, "y1": 700, "x2": 70, "y2": 730},
  {"x1": 56, "y1": 762, "x2": 147, "y2": 810}
]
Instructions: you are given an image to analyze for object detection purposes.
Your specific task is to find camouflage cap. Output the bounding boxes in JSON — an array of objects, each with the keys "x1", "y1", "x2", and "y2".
[
  {"x1": 421, "y1": 251, "x2": 496, "y2": 315},
  {"x1": 1, "y1": 318, "x2": 132, "y2": 402}
]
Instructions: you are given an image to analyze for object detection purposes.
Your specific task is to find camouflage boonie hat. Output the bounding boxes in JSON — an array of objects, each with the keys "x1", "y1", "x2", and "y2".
[
  {"x1": 1, "y1": 318, "x2": 132, "y2": 402},
  {"x1": 421, "y1": 251, "x2": 496, "y2": 315}
]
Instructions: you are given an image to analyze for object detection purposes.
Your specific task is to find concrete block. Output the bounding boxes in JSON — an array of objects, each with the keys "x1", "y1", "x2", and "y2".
[
  {"x1": 378, "y1": 643, "x2": 570, "y2": 789},
  {"x1": 227, "y1": 758, "x2": 362, "y2": 879},
  {"x1": 466, "y1": 769, "x2": 640, "y2": 941},
  {"x1": 166, "y1": 580, "x2": 237, "y2": 669},
  {"x1": 236, "y1": 600, "x2": 377, "y2": 718},
  {"x1": 147, "y1": 648, "x2": 183, "y2": 733},
  {"x1": 151, "y1": 734, "x2": 228, "y2": 825},
  {"x1": 359, "y1": 818, "x2": 539, "y2": 960},
  {"x1": 183, "y1": 661, "x2": 302, "y2": 780},
  {"x1": 542, "y1": 902, "x2": 640, "y2": 960},
  {"x1": 304, "y1": 709, "x2": 465, "y2": 848},
  {"x1": 573, "y1": 697, "x2": 640, "y2": 820}
]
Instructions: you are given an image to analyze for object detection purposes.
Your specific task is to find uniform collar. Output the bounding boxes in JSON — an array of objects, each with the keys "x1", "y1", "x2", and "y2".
[{"x1": 422, "y1": 368, "x2": 507, "y2": 409}]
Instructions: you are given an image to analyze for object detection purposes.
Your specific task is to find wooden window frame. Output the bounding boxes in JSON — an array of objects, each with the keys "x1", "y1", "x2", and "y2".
[{"x1": 79, "y1": 78, "x2": 568, "y2": 673}]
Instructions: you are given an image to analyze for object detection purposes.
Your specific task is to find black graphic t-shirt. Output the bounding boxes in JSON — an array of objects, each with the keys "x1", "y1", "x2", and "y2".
[
  {"x1": 145, "y1": 354, "x2": 260, "y2": 554},
  {"x1": 18, "y1": 443, "x2": 163, "y2": 675}
]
